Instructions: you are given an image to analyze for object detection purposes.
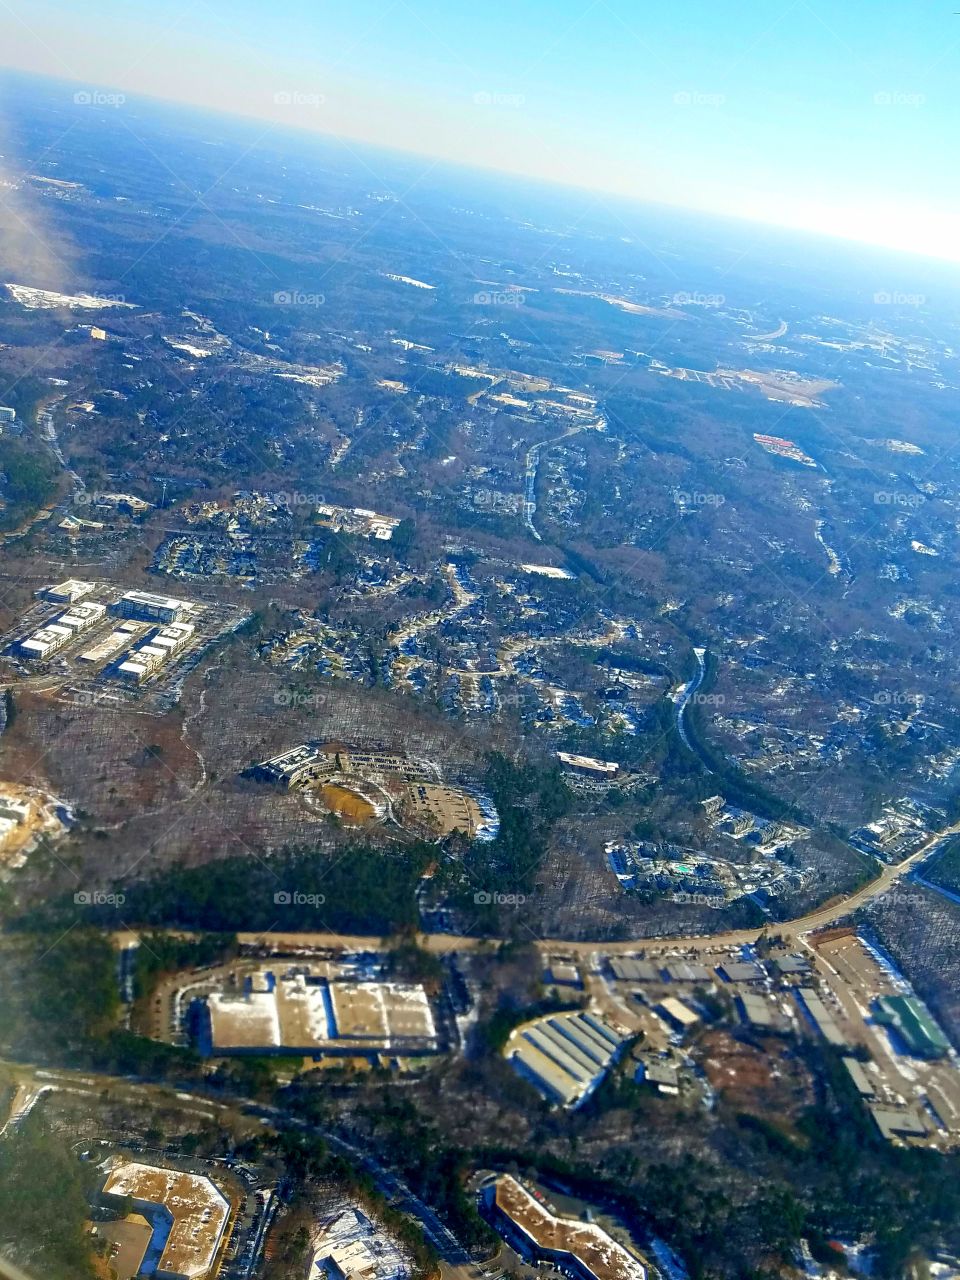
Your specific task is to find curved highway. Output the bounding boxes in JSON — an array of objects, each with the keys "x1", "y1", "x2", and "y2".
[
  {"x1": 108, "y1": 816, "x2": 960, "y2": 960},
  {"x1": 671, "y1": 646, "x2": 708, "y2": 760}
]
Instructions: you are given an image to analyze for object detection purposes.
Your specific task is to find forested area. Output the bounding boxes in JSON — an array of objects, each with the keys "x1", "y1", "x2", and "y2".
[
  {"x1": 0, "y1": 432, "x2": 60, "y2": 530},
  {"x1": 0, "y1": 1113, "x2": 97, "y2": 1278}
]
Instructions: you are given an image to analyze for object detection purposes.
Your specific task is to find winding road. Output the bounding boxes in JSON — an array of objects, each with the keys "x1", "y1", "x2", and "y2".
[
  {"x1": 107, "y1": 813, "x2": 960, "y2": 961},
  {"x1": 670, "y1": 647, "x2": 708, "y2": 759}
]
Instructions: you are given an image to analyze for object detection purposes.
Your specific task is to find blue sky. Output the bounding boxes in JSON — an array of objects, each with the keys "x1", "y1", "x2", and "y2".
[{"x1": 3, "y1": 0, "x2": 960, "y2": 258}]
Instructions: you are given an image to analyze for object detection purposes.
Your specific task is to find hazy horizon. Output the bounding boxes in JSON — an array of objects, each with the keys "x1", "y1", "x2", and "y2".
[
  {"x1": 2, "y1": 0, "x2": 960, "y2": 264},
  {"x1": 3, "y1": 65, "x2": 960, "y2": 295}
]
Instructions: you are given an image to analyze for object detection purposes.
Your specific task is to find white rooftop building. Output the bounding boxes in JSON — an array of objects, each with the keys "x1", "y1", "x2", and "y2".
[
  {"x1": 38, "y1": 579, "x2": 96, "y2": 603},
  {"x1": 115, "y1": 590, "x2": 194, "y2": 624}
]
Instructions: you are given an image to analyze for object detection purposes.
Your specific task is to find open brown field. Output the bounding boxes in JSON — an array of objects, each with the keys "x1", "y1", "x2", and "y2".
[
  {"x1": 320, "y1": 783, "x2": 378, "y2": 825},
  {"x1": 698, "y1": 1028, "x2": 814, "y2": 1125}
]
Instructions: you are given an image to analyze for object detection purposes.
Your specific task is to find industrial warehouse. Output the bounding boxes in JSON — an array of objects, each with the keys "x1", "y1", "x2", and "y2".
[
  {"x1": 101, "y1": 1160, "x2": 232, "y2": 1280},
  {"x1": 200, "y1": 966, "x2": 441, "y2": 1059},
  {"x1": 874, "y1": 994, "x2": 951, "y2": 1060},
  {"x1": 505, "y1": 1009, "x2": 628, "y2": 1107},
  {"x1": 485, "y1": 1176, "x2": 646, "y2": 1280}
]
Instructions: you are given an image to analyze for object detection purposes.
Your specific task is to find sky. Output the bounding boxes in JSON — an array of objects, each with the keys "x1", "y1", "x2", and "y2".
[{"x1": 2, "y1": 0, "x2": 960, "y2": 260}]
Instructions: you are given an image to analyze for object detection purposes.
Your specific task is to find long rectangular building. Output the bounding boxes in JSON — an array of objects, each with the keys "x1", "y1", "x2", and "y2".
[
  {"x1": 796, "y1": 988, "x2": 848, "y2": 1047},
  {"x1": 115, "y1": 589, "x2": 194, "y2": 624},
  {"x1": 874, "y1": 995, "x2": 951, "y2": 1059},
  {"x1": 205, "y1": 970, "x2": 438, "y2": 1057},
  {"x1": 38, "y1": 578, "x2": 96, "y2": 603}
]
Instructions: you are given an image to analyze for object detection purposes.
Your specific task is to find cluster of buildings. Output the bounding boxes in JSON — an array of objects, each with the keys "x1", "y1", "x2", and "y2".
[
  {"x1": 781, "y1": 933, "x2": 959, "y2": 1148},
  {"x1": 18, "y1": 598, "x2": 106, "y2": 659},
  {"x1": 849, "y1": 797, "x2": 942, "y2": 862},
  {"x1": 699, "y1": 794, "x2": 808, "y2": 857},
  {"x1": 752, "y1": 433, "x2": 817, "y2": 466},
  {"x1": 605, "y1": 834, "x2": 808, "y2": 909},
  {"x1": 315, "y1": 502, "x2": 401, "y2": 541},
  {"x1": 50, "y1": 492, "x2": 151, "y2": 539},
  {"x1": 250, "y1": 742, "x2": 426, "y2": 791},
  {"x1": 255, "y1": 535, "x2": 665, "y2": 738},
  {"x1": 602, "y1": 947, "x2": 807, "y2": 1045},
  {"x1": 155, "y1": 490, "x2": 353, "y2": 584},
  {"x1": 15, "y1": 585, "x2": 200, "y2": 685},
  {"x1": 594, "y1": 934, "x2": 958, "y2": 1146},
  {"x1": 0, "y1": 580, "x2": 246, "y2": 714},
  {"x1": 116, "y1": 620, "x2": 195, "y2": 684},
  {"x1": 505, "y1": 1009, "x2": 628, "y2": 1108},
  {"x1": 248, "y1": 740, "x2": 498, "y2": 840}
]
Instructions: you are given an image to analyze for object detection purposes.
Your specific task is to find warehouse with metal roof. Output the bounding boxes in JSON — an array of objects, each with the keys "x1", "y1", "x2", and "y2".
[
  {"x1": 657, "y1": 997, "x2": 700, "y2": 1034},
  {"x1": 717, "y1": 960, "x2": 765, "y2": 984},
  {"x1": 873, "y1": 995, "x2": 951, "y2": 1060},
  {"x1": 796, "y1": 988, "x2": 848, "y2": 1047},
  {"x1": 506, "y1": 1010, "x2": 627, "y2": 1108},
  {"x1": 608, "y1": 957, "x2": 659, "y2": 983},
  {"x1": 662, "y1": 961, "x2": 712, "y2": 984}
]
